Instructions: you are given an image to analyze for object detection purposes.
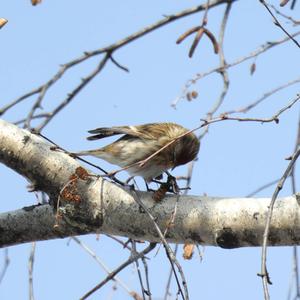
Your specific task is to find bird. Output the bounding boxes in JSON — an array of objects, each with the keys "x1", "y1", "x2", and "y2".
[{"x1": 75, "y1": 122, "x2": 200, "y2": 182}]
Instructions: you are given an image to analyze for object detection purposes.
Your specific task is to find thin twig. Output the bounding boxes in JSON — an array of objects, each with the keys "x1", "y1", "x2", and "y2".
[
  {"x1": 71, "y1": 237, "x2": 134, "y2": 296},
  {"x1": 197, "y1": 2, "x2": 232, "y2": 139},
  {"x1": 163, "y1": 150, "x2": 196, "y2": 300},
  {"x1": 288, "y1": 112, "x2": 300, "y2": 299},
  {"x1": 259, "y1": 146, "x2": 300, "y2": 299},
  {"x1": 164, "y1": 245, "x2": 179, "y2": 300},
  {"x1": 154, "y1": 190, "x2": 180, "y2": 256},
  {"x1": 14, "y1": 113, "x2": 52, "y2": 126},
  {"x1": 108, "y1": 94, "x2": 300, "y2": 179},
  {"x1": 131, "y1": 190, "x2": 188, "y2": 300},
  {"x1": 0, "y1": 249, "x2": 10, "y2": 284},
  {"x1": 131, "y1": 241, "x2": 148, "y2": 300},
  {"x1": 35, "y1": 54, "x2": 110, "y2": 131},
  {"x1": 2, "y1": 0, "x2": 231, "y2": 122},
  {"x1": 224, "y1": 77, "x2": 300, "y2": 115},
  {"x1": 291, "y1": 0, "x2": 297, "y2": 9},
  {"x1": 106, "y1": 234, "x2": 152, "y2": 297},
  {"x1": 0, "y1": 88, "x2": 42, "y2": 116},
  {"x1": 209, "y1": 2, "x2": 232, "y2": 115},
  {"x1": 206, "y1": 93, "x2": 300, "y2": 124},
  {"x1": 172, "y1": 30, "x2": 300, "y2": 107},
  {"x1": 80, "y1": 243, "x2": 156, "y2": 300},
  {"x1": 291, "y1": 246, "x2": 300, "y2": 299},
  {"x1": 105, "y1": 235, "x2": 133, "y2": 251},
  {"x1": 246, "y1": 179, "x2": 280, "y2": 197},
  {"x1": 81, "y1": 0, "x2": 230, "y2": 58},
  {"x1": 28, "y1": 242, "x2": 36, "y2": 300},
  {"x1": 214, "y1": 1, "x2": 232, "y2": 114},
  {"x1": 259, "y1": 0, "x2": 300, "y2": 48},
  {"x1": 140, "y1": 253, "x2": 152, "y2": 300},
  {"x1": 37, "y1": 132, "x2": 127, "y2": 186},
  {"x1": 109, "y1": 54, "x2": 130, "y2": 73},
  {"x1": 269, "y1": 4, "x2": 300, "y2": 25}
]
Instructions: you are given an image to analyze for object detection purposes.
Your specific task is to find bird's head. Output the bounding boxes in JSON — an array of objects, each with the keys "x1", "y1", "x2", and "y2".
[{"x1": 172, "y1": 133, "x2": 200, "y2": 168}]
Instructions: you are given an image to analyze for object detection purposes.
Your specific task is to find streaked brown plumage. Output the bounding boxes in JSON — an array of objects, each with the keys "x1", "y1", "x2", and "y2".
[{"x1": 75, "y1": 122, "x2": 200, "y2": 182}]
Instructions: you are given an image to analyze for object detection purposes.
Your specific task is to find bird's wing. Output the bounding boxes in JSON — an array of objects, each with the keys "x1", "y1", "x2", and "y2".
[
  {"x1": 87, "y1": 123, "x2": 170, "y2": 141},
  {"x1": 86, "y1": 126, "x2": 144, "y2": 141}
]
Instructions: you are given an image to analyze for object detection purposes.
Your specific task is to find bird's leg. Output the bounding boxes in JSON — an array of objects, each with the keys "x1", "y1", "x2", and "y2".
[
  {"x1": 149, "y1": 174, "x2": 164, "y2": 185},
  {"x1": 125, "y1": 176, "x2": 138, "y2": 191},
  {"x1": 146, "y1": 173, "x2": 165, "y2": 192},
  {"x1": 144, "y1": 180, "x2": 156, "y2": 192},
  {"x1": 165, "y1": 171, "x2": 179, "y2": 194},
  {"x1": 126, "y1": 176, "x2": 134, "y2": 184}
]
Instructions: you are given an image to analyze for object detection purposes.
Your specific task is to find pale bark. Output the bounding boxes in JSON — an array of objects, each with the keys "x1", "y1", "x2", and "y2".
[{"x1": 0, "y1": 118, "x2": 300, "y2": 248}]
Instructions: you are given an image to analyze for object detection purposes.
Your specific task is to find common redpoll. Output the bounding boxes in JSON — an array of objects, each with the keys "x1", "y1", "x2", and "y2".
[{"x1": 75, "y1": 122, "x2": 200, "y2": 182}]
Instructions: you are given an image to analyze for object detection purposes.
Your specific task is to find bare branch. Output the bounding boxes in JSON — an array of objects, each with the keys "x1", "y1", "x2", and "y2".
[
  {"x1": 259, "y1": 147, "x2": 300, "y2": 299},
  {"x1": 71, "y1": 237, "x2": 135, "y2": 296},
  {"x1": 1, "y1": 0, "x2": 232, "y2": 130},
  {"x1": 246, "y1": 179, "x2": 280, "y2": 197},
  {"x1": 131, "y1": 241, "x2": 149, "y2": 300},
  {"x1": 225, "y1": 77, "x2": 300, "y2": 115},
  {"x1": 291, "y1": 0, "x2": 297, "y2": 9},
  {"x1": 172, "y1": 30, "x2": 300, "y2": 107},
  {"x1": 164, "y1": 245, "x2": 179, "y2": 300},
  {"x1": 80, "y1": 243, "x2": 156, "y2": 300},
  {"x1": 109, "y1": 54, "x2": 130, "y2": 73},
  {"x1": 28, "y1": 243, "x2": 36, "y2": 300},
  {"x1": 259, "y1": 0, "x2": 300, "y2": 48},
  {"x1": 131, "y1": 190, "x2": 188, "y2": 300},
  {"x1": 203, "y1": 93, "x2": 300, "y2": 125},
  {"x1": 196, "y1": 2, "x2": 232, "y2": 139},
  {"x1": 0, "y1": 249, "x2": 9, "y2": 284},
  {"x1": 0, "y1": 88, "x2": 42, "y2": 116},
  {"x1": 270, "y1": 4, "x2": 300, "y2": 25},
  {"x1": 14, "y1": 113, "x2": 52, "y2": 126},
  {"x1": 287, "y1": 112, "x2": 300, "y2": 300},
  {"x1": 108, "y1": 94, "x2": 300, "y2": 179},
  {"x1": 34, "y1": 54, "x2": 110, "y2": 131}
]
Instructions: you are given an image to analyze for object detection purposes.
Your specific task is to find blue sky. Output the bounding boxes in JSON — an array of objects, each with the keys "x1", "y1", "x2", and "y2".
[{"x1": 1, "y1": 1, "x2": 300, "y2": 299}]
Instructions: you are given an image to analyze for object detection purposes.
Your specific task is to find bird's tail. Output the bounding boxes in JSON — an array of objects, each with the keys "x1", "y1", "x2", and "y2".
[
  {"x1": 72, "y1": 149, "x2": 105, "y2": 157},
  {"x1": 86, "y1": 126, "x2": 136, "y2": 140}
]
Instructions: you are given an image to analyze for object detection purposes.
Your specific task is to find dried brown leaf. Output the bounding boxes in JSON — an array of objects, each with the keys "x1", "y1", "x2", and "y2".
[
  {"x1": 280, "y1": 0, "x2": 290, "y2": 6},
  {"x1": 130, "y1": 291, "x2": 143, "y2": 300},
  {"x1": 186, "y1": 91, "x2": 198, "y2": 101},
  {"x1": 191, "y1": 90, "x2": 198, "y2": 99},
  {"x1": 250, "y1": 63, "x2": 256, "y2": 75},
  {"x1": 31, "y1": 0, "x2": 42, "y2": 6},
  {"x1": 0, "y1": 18, "x2": 8, "y2": 29},
  {"x1": 183, "y1": 243, "x2": 194, "y2": 260}
]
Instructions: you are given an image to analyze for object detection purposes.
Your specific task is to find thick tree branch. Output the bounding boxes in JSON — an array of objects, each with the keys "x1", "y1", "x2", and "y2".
[{"x1": 0, "y1": 119, "x2": 300, "y2": 249}]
